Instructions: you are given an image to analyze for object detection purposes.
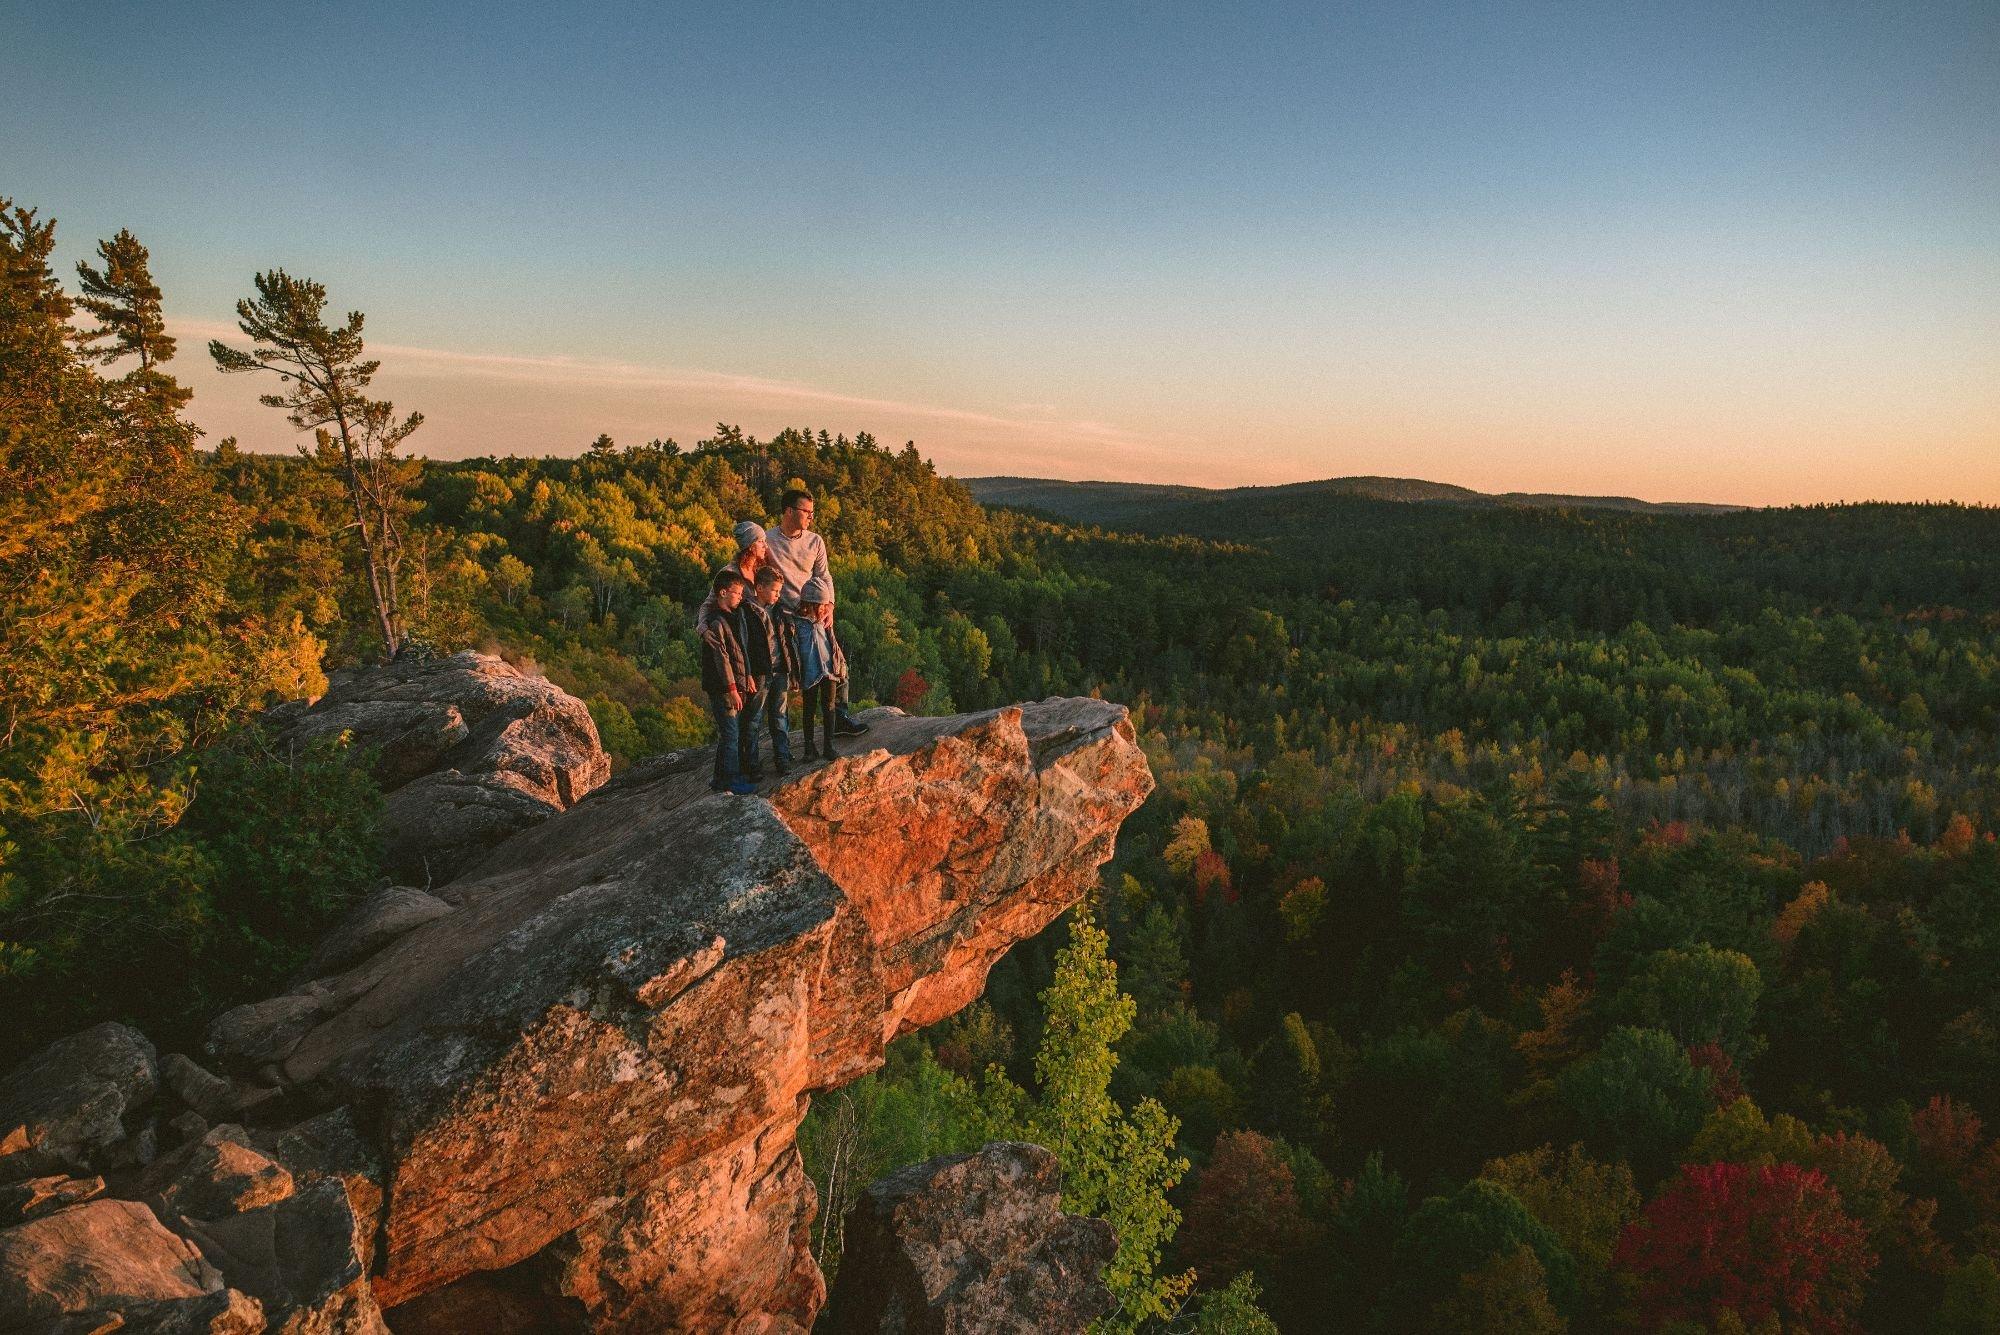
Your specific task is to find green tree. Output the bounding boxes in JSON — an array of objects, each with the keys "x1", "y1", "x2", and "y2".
[
  {"x1": 210, "y1": 270, "x2": 421, "y2": 659},
  {"x1": 1251, "y1": 1012, "x2": 1333, "y2": 1149},
  {"x1": 1122, "y1": 900, "x2": 1191, "y2": 1017},
  {"x1": 1, "y1": 202, "x2": 322, "y2": 1044},
  {"x1": 1688, "y1": 1097, "x2": 1816, "y2": 1167},
  {"x1": 492, "y1": 553, "x2": 533, "y2": 606},
  {"x1": 1612, "y1": 944, "x2": 1764, "y2": 1063},
  {"x1": 1941, "y1": 1255, "x2": 2000, "y2": 1334},
  {"x1": 1385, "y1": 1179, "x2": 1579, "y2": 1329},
  {"x1": 73, "y1": 227, "x2": 189, "y2": 419},
  {"x1": 1560, "y1": 1026, "x2": 1712, "y2": 1181},
  {"x1": 1326, "y1": 1153, "x2": 1409, "y2": 1325},
  {"x1": 1480, "y1": 1144, "x2": 1638, "y2": 1307},
  {"x1": 1011, "y1": 913, "x2": 1196, "y2": 1329},
  {"x1": 1176, "y1": 1272, "x2": 1280, "y2": 1334}
]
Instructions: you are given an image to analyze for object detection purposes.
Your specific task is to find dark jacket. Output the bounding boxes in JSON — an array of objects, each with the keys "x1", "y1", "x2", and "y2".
[
  {"x1": 741, "y1": 599, "x2": 801, "y2": 680},
  {"x1": 696, "y1": 595, "x2": 752, "y2": 697}
]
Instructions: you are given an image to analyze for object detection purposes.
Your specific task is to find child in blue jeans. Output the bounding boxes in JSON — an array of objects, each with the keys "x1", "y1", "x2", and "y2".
[
  {"x1": 696, "y1": 570, "x2": 757, "y2": 794},
  {"x1": 793, "y1": 575, "x2": 847, "y2": 761},
  {"x1": 747, "y1": 565, "x2": 800, "y2": 774}
]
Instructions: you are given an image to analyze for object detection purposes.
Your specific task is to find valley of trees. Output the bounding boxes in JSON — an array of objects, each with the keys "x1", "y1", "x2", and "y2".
[{"x1": 7, "y1": 196, "x2": 2000, "y2": 1330}]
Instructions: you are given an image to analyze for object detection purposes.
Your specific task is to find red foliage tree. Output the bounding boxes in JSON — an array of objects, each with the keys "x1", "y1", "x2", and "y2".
[
  {"x1": 1577, "y1": 856, "x2": 1630, "y2": 940},
  {"x1": 1641, "y1": 820, "x2": 1692, "y2": 850},
  {"x1": 1192, "y1": 849, "x2": 1234, "y2": 905},
  {"x1": 1613, "y1": 1161, "x2": 1875, "y2": 1332},
  {"x1": 1686, "y1": 1041, "x2": 1747, "y2": 1108},
  {"x1": 1178, "y1": 1130, "x2": 1310, "y2": 1285},
  {"x1": 1914, "y1": 1094, "x2": 1985, "y2": 1178},
  {"x1": 892, "y1": 667, "x2": 928, "y2": 710}
]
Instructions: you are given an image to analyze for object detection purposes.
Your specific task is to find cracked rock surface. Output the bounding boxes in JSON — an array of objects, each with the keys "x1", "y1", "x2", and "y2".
[
  {"x1": 265, "y1": 651, "x2": 611, "y2": 885},
  {"x1": 2, "y1": 687, "x2": 1148, "y2": 1333}
]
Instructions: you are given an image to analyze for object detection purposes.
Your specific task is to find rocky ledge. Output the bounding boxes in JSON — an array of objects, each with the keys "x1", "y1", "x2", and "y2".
[
  {"x1": 2, "y1": 659, "x2": 1150, "y2": 1334},
  {"x1": 265, "y1": 651, "x2": 611, "y2": 885}
]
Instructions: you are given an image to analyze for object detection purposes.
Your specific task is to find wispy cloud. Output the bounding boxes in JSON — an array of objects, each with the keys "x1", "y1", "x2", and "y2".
[{"x1": 172, "y1": 319, "x2": 1190, "y2": 475}]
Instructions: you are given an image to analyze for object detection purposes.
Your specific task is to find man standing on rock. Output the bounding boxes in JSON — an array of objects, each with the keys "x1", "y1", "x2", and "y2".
[{"x1": 765, "y1": 489, "x2": 868, "y2": 737}]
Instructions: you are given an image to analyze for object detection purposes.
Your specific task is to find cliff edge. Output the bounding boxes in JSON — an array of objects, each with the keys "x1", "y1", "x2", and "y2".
[{"x1": 2, "y1": 655, "x2": 1151, "y2": 1333}]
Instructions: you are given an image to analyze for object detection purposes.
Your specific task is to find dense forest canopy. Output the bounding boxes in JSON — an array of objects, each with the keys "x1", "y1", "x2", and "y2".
[{"x1": 6, "y1": 197, "x2": 2000, "y2": 1330}]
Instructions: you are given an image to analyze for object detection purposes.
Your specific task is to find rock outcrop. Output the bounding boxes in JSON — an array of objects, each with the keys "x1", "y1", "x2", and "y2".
[
  {"x1": 265, "y1": 651, "x2": 610, "y2": 885},
  {"x1": 1, "y1": 690, "x2": 1149, "y2": 1332},
  {"x1": 0, "y1": 1023, "x2": 158, "y2": 1179},
  {"x1": 819, "y1": 1142, "x2": 1119, "y2": 1334}
]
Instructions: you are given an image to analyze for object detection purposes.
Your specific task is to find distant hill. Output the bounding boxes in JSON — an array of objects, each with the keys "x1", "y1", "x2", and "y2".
[{"x1": 959, "y1": 474, "x2": 1746, "y2": 530}]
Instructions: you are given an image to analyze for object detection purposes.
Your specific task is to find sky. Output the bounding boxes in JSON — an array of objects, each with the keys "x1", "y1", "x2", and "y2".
[{"x1": 4, "y1": 0, "x2": 1997, "y2": 505}]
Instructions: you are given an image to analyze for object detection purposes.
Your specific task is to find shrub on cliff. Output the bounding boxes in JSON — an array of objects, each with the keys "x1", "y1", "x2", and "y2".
[{"x1": 0, "y1": 725, "x2": 381, "y2": 1060}]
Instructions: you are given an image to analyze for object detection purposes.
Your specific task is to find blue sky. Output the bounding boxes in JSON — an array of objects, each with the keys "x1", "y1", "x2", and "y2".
[{"x1": 5, "y1": 1, "x2": 1996, "y2": 501}]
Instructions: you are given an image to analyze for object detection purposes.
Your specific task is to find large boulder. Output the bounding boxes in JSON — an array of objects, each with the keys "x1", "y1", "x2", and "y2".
[
  {"x1": 138, "y1": 1126, "x2": 293, "y2": 1223},
  {"x1": 0, "y1": 1023, "x2": 157, "y2": 1180},
  {"x1": 178, "y1": 1181, "x2": 386, "y2": 1334},
  {"x1": 266, "y1": 651, "x2": 610, "y2": 885},
  {"x1": 0, "y1": 1198, "x2": 222, "y2": 1329},
  {"x1": 819, "y1": 1142, "x2": 1120, "y2": 1334},
  {"x1": 212, "y1": 697, "x2": 1149, "y2": 1331}
]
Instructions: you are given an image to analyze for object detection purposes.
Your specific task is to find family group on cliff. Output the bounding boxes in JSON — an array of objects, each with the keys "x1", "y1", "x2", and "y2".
[{"x1": 697, "y1": 488, "x2": 871, "y2": 794}]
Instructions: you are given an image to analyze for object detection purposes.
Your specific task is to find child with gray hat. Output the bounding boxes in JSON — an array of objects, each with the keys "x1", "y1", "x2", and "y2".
[{"x1": 793, "y1": 574, "x2": 846, "y2": 761}]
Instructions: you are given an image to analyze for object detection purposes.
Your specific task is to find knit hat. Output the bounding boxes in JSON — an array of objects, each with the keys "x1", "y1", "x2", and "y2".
[
  {"x1": 800, "y1": 575, "x2": 832, "y2": 604},
  {"x1": 734, "y1": 520, "x2": 766, "y2": 552}
]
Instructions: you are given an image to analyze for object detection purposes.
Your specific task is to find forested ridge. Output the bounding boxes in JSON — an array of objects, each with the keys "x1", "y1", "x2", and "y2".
[{"x1": 7, "y1": 199, "x2": 2000, "y2": 1331}]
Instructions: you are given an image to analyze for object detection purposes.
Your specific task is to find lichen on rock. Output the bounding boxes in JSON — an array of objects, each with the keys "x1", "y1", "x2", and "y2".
[{"x1": 0, "y1": 681, "x2": 1150, "y2": 1333}]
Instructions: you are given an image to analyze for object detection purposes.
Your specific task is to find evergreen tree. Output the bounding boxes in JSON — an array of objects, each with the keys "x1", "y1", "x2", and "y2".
[
  {"x1": 210, "y1": 270, "x2": 420, "y2": 659},
  {"x1": 74, "y1": 227, "x2": 189, "y2": 416},
  {"x1": 1, "y1": 199, "x2": 325, "y2": 1047}
]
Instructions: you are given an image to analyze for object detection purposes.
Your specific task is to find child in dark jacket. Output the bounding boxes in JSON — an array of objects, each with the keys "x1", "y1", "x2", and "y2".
[
  {"x1": 749, "y1": 565, "x2": 801, "y2": 774},
  {"x1": 697, "y1": 570, "x2": 757, "y2": 794}
]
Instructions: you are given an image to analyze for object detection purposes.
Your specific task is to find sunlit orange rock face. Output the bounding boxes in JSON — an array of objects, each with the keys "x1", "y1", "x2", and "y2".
[{"x1": 209, "y1": 698, "x2": 1148, "y2": 1332}]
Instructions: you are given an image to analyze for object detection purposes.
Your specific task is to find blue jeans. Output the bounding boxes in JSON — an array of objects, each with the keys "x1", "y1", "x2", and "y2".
[
  {"x1": 764, "y1": 672, "x2": 792, "y2": 761},
  {"x1": 738, "y1": 683, "x2": 767, "y2": 774},
  {"x1": 708, "y1": 693, "x2": 743, "y2": 787}
]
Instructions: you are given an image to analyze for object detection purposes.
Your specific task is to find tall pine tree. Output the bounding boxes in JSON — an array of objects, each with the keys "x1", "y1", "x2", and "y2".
[
  {"x1": 74, "y1": 227, "x2": 189, "y2": 419},
  {"x1": 210, "y1": 270, "x2": 420, "y2": 660}
]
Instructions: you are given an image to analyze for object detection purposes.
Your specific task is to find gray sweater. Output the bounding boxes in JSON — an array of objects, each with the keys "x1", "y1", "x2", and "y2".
[{"x1": 763, "y1": 526, "x2": 833, "y2": 612}]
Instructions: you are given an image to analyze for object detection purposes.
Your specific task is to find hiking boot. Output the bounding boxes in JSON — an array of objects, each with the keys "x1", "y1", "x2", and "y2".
[{"x1": 833, "y1": 712, "x2": 869, "y2": 737}]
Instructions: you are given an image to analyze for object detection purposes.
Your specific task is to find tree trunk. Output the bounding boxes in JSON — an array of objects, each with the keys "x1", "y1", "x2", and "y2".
[{"x1": 334, "y1": 416, "x2": 400, "y2": 661}]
